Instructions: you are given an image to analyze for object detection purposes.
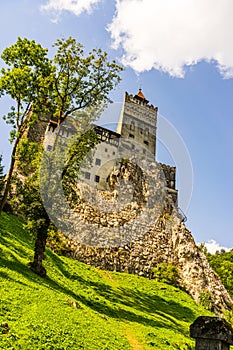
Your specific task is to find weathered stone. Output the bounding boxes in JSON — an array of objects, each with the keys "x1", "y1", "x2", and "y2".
[{"x1": 190, "y1": 316, "x2": 233, "y2": 350}]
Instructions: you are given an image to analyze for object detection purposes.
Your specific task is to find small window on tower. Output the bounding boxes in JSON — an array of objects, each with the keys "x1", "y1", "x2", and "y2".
[
  {"x1": 130, "y1": 121, "x2": 135, "y2": 131},
  {"x1": 95, "y1": 175, "x2": 100, "y2": 183},
  {"x1": 129, "y1": 133, "x2": 134, "y2": 138},
  {"x1": 85, "y1": 172, "x2": 91, "y2": 180},
  {"x1": 144, "y1": 140, "x2": 149, "y2": 146},
  {"x1": 47, "y1": 145, "x2": 53, "y2": 152},
  {"x1": 95, "y1": 158, "x2": 101, "y2": 166}
]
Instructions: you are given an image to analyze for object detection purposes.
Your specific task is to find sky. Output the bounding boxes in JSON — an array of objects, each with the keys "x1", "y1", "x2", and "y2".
[{"x1": 0, "y1": 0, "x2": 233, "y2": 252}]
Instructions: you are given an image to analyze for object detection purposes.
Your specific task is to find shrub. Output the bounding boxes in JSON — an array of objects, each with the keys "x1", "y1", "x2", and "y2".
[
  {"x1": 152, "y1": 262, "x2": 180, "y2": 287},
  {"x1": 199, "y1": 290, "x2": 213, "y2": 311}
]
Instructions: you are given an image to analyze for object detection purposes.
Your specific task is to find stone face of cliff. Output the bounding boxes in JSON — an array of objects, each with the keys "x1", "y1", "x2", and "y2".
[
  {"x1": 44, "y1": 159, "x2": 232, "y2": 314},
  {"x1": 170, "y1": 222, "x2": 232, "y2": 314},
  {"x1": 57, "y1": 212, "x2": 232, "y2": 315}
]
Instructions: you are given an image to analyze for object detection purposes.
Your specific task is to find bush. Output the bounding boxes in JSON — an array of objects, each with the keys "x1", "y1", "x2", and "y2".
[
  {"x1": 206, "y1": 249, "x2": 233, "y2": 297},
  {"x1": 199, "y1": 290, "x2": 213, "y2": 311},
  {"x1": 152, "y1": 262, "x2": 180, "y2": 287}
]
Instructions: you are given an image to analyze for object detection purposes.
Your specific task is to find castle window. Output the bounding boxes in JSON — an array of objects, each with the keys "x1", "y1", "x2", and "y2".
[
  {"x1": 130, "y1": 121, "x2": 135, "y2": 131},
  {"x1": 129, "y1": 133, "x2": 134, "y2": 138},
  {"x1": 132, "y1": 144, "x2": 135, "y2": 150},
  {"x1": 47, "y1": 145, "x2": 53, "y2": 152},
  {"x1": 95, "y1": 158, "x2": 101, "y2": 166},
  {"x1": 105, "y1": 148, "x2": 108, "y2": 152},
  {"x1": 113, "y1": 151, "x2": 115, "y2": 155},
  {"x1": 95, "y1": 175, "x2": 100, "y2": 183},
  {"x1": 85, "y1": 172, "x2": 90, "y2": 180},
  {"x1": 144, "y1": 140, "x2": 149, "y2": 146}
]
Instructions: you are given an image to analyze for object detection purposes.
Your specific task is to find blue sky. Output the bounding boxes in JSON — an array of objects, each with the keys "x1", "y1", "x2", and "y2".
[{"x1": 0, "y1": 0, "x2": 233, "y2": 251}]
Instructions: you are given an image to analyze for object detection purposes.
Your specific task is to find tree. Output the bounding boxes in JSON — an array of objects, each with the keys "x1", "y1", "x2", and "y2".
[
  {"x1": 207, "y1": 249, "x2": 233, "y2": 297},
  {"x1": 33, "y1": 37, "x2": 122, "y2": 276},
  {"x1": 15, "y1": 139, "x2": 50, "y2": 276},
  {"x1": 49, "y1": 37, "x2": 122, "y2": 126},
  {"x1": 0, "y1": 37, "x2": 53, "y2": 213},
  {"x1": 1, "y1": 36, "x2": 123, "y2": 276}
]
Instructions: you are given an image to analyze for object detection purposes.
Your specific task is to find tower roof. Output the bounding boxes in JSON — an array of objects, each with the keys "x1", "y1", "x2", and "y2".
[
  {"x1": 134, "y1": 88, "x2": 149, "y2": 104},
  {"x1": 137, "y1": 88, "x2": 145, "y2": 99}
]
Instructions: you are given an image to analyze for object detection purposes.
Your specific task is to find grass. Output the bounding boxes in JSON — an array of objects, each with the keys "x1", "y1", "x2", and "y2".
[{"x1": 0, "y1": 212, "x2": 212, "y2": 349}]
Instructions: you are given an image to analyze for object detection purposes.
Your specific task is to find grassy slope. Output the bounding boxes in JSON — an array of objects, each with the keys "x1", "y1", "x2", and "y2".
[{"x1": 0, "y1": 213, "x2": 212, "y2": 350}]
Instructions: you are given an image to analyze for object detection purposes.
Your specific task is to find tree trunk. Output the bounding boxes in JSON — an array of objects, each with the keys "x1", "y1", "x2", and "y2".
[
  {"x1": 29, "y1": 217, "x2": 50, "y2": 277},
  {"x1": 0, "y1": 137, "x2": 20, "y2": 214}
]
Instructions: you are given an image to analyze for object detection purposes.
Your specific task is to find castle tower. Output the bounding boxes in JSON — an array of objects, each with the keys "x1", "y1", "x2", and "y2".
[{"x1": 117, "y1": 90, "x2": 158, "y2": 157}]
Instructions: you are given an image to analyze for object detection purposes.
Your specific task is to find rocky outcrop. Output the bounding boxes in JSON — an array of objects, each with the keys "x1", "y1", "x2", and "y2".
[
  {"x1": 58, "y1": 212, "x2": 232, "y2": 315},
  {"x1": 45, "y1": 158, "x2": 232, "y2": 314}
]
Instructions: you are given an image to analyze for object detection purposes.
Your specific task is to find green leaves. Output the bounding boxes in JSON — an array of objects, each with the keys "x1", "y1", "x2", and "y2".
[
  {"x1": 0, "y1": 38, "x2": 53, "y2": 142},
  {"x1": 0, "y1": 36, "x2": 123, "y2": 139},
  {"x1": 207, "y1": 250, "x2": 233, "y2": 297},
  {"x1": 50, "y1": 37, "x2": 123, "y2": 122}
]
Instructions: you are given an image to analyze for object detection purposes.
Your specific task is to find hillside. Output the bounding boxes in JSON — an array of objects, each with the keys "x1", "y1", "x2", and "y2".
[{"x1": 0, "y1": 212, "x2": 212, "y2": 349}]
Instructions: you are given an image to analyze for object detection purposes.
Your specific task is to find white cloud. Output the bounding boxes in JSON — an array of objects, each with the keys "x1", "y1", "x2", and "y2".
[
  {"x1": 204, "y1": 240, "x2": 231, "y2": 254},
  {"x1": 41, "y1": 0, "x2": 101, "y2": 22},
  {"x1": 108, "y1": 0, "x2": 233, "y2": 78}
]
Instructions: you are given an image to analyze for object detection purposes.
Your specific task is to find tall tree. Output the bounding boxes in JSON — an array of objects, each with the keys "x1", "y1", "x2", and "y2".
[
  {"x1": 0, "y1": 37, "x2": 53, "y2": 213},
  {"x1": 33, "y1": 38, "x2": 122, "y2": 276},
  {"x1": 49, "y1": 37, "x2": 122, "y2": 125},
  {"x1": 1, "y1": 36, "x2": 123, "y2": 276}
]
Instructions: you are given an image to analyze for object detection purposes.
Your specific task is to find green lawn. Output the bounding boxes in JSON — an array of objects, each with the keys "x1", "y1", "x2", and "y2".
[{"x1": 0, "y1": 212, "x2": 211, "y2": 349}]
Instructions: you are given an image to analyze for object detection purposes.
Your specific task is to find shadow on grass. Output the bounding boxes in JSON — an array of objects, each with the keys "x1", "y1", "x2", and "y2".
[
  {"x1": 0, "y1": 270, "x2": 28, "y2": 287},
  {"x1": 45, "y1": 250, "x2": 195, "y2": 334},
  {"x1": 1, "y1": 243, "x2": 195, "y2": 336},
  {"x1": 0, "y1": 214, "x2": 34, "y2": 256}
]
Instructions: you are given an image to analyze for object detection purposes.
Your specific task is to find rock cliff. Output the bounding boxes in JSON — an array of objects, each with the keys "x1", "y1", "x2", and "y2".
[
  {"x1": 47, "y1": 159, "x2": 232, "y2": 315},
  {"x1": 56, "y1": 211, "x2": 232, "y2": 315}
]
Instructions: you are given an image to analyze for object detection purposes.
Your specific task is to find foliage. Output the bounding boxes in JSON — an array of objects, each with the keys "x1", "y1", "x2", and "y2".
[
  {"x1": 46, "y1": 226, "x2": 71, "y2": 256},
  {"x1": 50, "y1": 37, "x2": 123, "y2": 124},
  {"x1": 0, "y1": 212, "x2": 212, "y2": 349},
  {"x1": 0, "y1": 37, "x2": 53, "y2": 140},
  {"x1": 0, "y1": 36, "x2": 123, "y2": 213},
  {"x1": 152, "y1": 262, "x2": 180, "y2": 287},
  {"x1": 0, "y1": 35, "x2": 122, "y2": 272},
  {"x1": 206, "y1": 249, "x2": 233, "y2": 297},
  {"x1": 199, "y1": 291, "x2": 213, "y2": 311},
  {"x1": 223, "y1": 309, "x2": 233, "y2": 327},
  {"x1": 0, "y1": 38, "x2": 53, "y2": 212},
  {"x1": 15, "y1": 139, "x2": 47, "y2": 231},
  {"x1": 62, "y1": 122, "x2": 100, "y2": 201},
  {"x1": 16, "y1": 124, "x2": 100, "y2": 276}
]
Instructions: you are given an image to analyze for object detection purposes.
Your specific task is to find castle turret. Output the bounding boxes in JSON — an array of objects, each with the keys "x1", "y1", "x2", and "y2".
[{"x1": 117, "y1": 90, "x2": 158, "y2": 157}]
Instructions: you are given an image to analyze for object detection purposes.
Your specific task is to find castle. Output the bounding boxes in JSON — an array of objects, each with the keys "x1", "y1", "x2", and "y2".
[
  {"x1": 42, "y1": 89, "x2": 178, "y2": 206},
  {"x1": 27, "y1": 89, "x2": 232, "y2": 314}
]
